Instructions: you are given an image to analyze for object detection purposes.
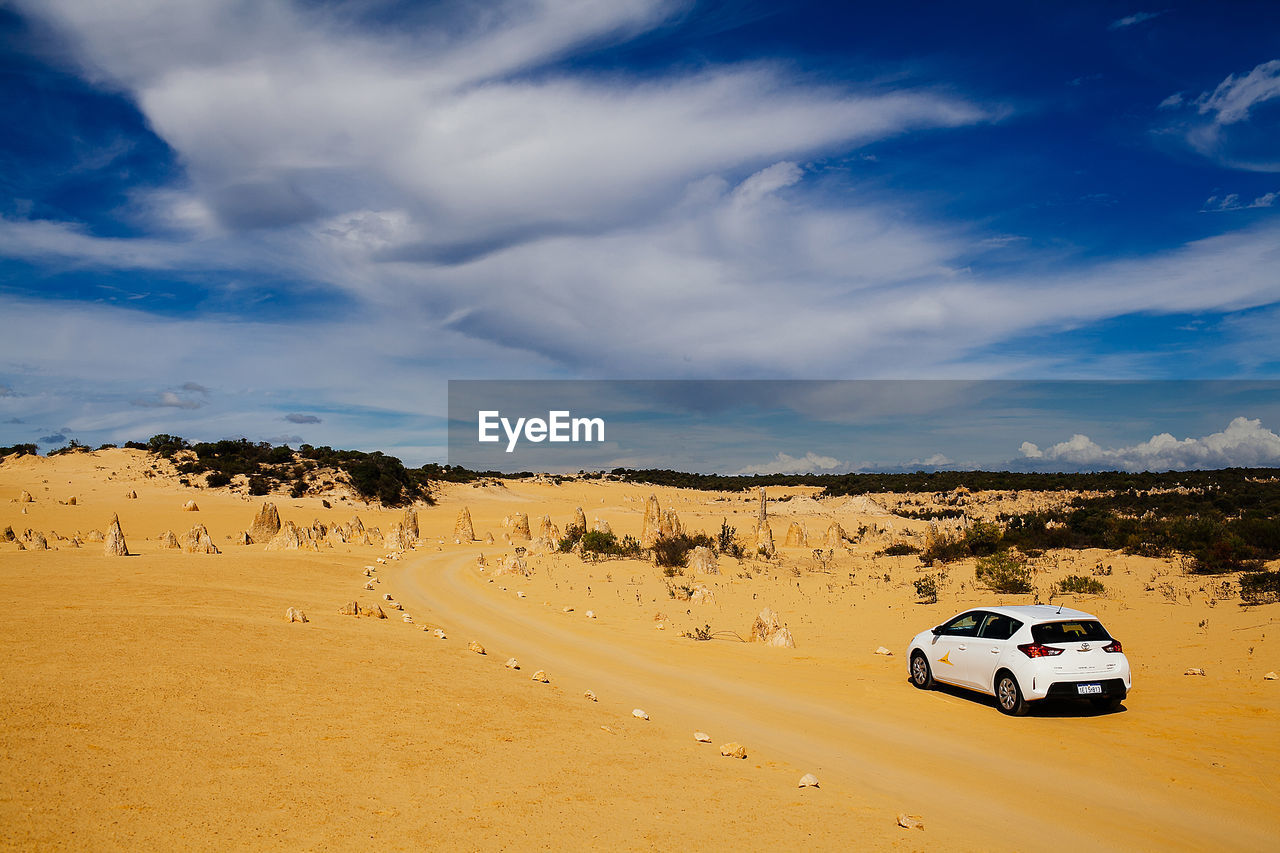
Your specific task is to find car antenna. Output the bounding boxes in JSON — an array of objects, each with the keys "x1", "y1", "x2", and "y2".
[{"x1": 1056, "y1": 602, "x2": 1063, "y2": 614}]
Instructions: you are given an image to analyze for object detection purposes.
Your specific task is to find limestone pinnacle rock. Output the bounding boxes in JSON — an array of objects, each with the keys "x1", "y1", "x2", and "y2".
[
  {"x1": 103, "y1": 513, "x2": 129, "y2": 557},
  {"x1": 454, "y1": 507, "x2": 475, "y2": 542},
  {"x1": 248, "y1": 501, "x2": 281, "y2": 544}
]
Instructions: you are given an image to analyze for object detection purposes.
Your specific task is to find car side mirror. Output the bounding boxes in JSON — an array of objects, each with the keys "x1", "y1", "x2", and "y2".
[{"x1": 930, "y1": 626, "x2": 941, "y2": 637}]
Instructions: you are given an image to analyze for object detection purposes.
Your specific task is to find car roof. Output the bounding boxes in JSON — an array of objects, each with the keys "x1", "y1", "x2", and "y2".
[{"x1": 963, "y1": 604, "x2": 1099, "y2": 623}]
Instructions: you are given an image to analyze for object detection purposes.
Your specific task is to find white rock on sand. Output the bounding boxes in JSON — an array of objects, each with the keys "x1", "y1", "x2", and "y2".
[
  {"x1": 1184, "y1": 668, "x2": 1206, "y2": 676},
  {"x1": 583, "y1": 690, "x2": 597, "y2": 702},
  {"x1": 468, "y1": 641, "x2": 486, "y2": 655},
  {"x1": 285, "y1": 607, "x2": 308, "y2": 623},
  {"x1": 897, "y1": 813, "x2": 925, "y2": 830},
  {"x1": 632, "y1": 709, "x2": 649, "y2": 720},
  {"x1": 531, "y1": 670, "x2": 550, "y2": 683},
  {"x1": 694, "y1": 732, "x2": 712, "y2": 743},
  {"x1": 719, "y1": 742, "x2": 747, "y2": 759},
  {"x1": 505, "y1": 658, "x2": 520, "y2": 670},
  {"x1": 798, "y1": 773, "x2": 820, "y2": 788}
]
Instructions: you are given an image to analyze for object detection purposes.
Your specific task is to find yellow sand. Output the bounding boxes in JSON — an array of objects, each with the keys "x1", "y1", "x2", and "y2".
[{"x1": 1, "y1": 449, "x2": 1277, "y2": 851}]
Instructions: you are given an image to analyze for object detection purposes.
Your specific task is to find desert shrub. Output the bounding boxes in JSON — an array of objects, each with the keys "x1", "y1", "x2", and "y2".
[
  {"x1": 205, "y1": 471, "x2": 232, "y2": 488},
  {"x1": 289, "y1": 479, "x2": 307, "y2": 498},
  {"x1": 921, "y1": 533, "x2": 969, "y2": 565},
  {"x1": 717, "y1": 519, "x2": 744, "y2": 558},
  {"x1": 1239, "y1": 570, "x2": 1280, "y2": 605},
  {"x1": 557, "y1": 524, "x2": 585, "y2": 552},
  {"x1": 964, "y1": 521, "x2": 1004, "y2": 556},
  {"x1": 247, "y1": 476, "x2": 271, "y2": 496},
  {"x1": 975, "y1": 551, "x2": 1033, "y2": 594},
  {"x1": 1055, "y1": 575, "x2": 1106, "y2": 596},
  {"x1": 0, "y1": 443, "x2": 38, "y2": 458},
  {"x1": 881, "y1": 542, "x2": 920, "y2": 557},
  {"x1": 653, "y1": 532, "x2": 716, "y2": 568},
  {"x1": 682, "y1": 624, "x2": 714, "y2": 641},
  {"x1": 914, "y1": 575, "x2": 939, "y2": 603},
  {"x1": 580, "y1": 530, "x2": 643, "y2": 559}
]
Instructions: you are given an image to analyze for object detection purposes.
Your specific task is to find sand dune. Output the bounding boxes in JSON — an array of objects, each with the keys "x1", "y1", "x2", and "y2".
[{"x1": 2, "y1": 450, "x2": 1277, "y2": 850}]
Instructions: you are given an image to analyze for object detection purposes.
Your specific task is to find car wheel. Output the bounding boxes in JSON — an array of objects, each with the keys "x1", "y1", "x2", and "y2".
[
  {"x1": 1090, "y1": 696, "x2": 1123, "y2": 713},
  {"x1": 910, "y1": 652, "x2": 934, "y2": 689},
  {"x1": 995, "y1": 672, "x2": 1030, "y2": 716}
]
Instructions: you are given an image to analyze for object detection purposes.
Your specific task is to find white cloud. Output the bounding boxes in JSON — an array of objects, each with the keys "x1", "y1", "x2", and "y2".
[
  {"x1": 1200, "y1": 190, "x2": 1279, "y2": 211},
  {"x1": 1195, "y1": 59, "x2": 1280, "y2": 125},
  {"x1": 736, "y1": 451, "x2": 843, "y2": 475},
  {"x1": 1163, "y1": 59, "x2": 1280, "y2": 171},
  {"x1": 1019, "y1": 417, "x2": 1280, "y2": 471},
  {"x1": 1109, "y1": 10, "x2": 1166, "y2": 30}
]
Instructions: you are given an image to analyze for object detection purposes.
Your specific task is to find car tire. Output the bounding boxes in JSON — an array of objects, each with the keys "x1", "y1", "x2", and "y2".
[
  {"x1": 1090, "y1": 696, "x2": 1123, "y2": 713},
  {"x1": 995, "y1": 672, "x2": 1030, "y2": 716},
  {"x1": 910, "y1": 652, "x2": 934, "y2": 689}
]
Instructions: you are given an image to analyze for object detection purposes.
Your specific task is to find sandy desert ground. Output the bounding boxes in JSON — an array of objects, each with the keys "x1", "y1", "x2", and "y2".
[{"x1": 2, "y1": 449, "x2": 1278, "y2": 851}]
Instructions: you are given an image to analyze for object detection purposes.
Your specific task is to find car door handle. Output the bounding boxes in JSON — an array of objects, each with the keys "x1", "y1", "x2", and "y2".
[
  {"x1": 957, "y1": 645, "x2": 967, "y2": 651},
  {"x1": 990, "y1": 648, "x2": 1001, "y2": 654}
]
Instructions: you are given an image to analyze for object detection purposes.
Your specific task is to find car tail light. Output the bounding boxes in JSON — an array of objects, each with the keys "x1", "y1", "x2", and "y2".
[
  {"x1": 1103, "y1": 639, "x2": 1123, "y2": 653},
  {"x1": 1017, "y1": 642, "x2": 1064, "y2": 658}
]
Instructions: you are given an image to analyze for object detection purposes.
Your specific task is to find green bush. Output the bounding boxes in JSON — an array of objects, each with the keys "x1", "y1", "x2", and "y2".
[
  {"x1": 1055, "y1": 575, "x2": 1106, "y2": 596},
  {"x1": 557, "y1": 524, "x2": 585, "y2": 552},
  {"x1": 914, "y1": 575, "x2": 938, "y2": 603},
  {"x1": 717, "y1": 519, "x2": 744, "y2": 558},
  {"x1": 653, "y1": 533, "x2": 716, "y2": 568},
  {"x1": 247, "y1": 476, "x2": 271, "y2": 496},
  {"x1": 881, "y1": 542, "x2": 920, "y2": 557},
  {"x1": 1239, "y1": 570, "x2": 1280, "y2": 605},
  {"x1": 975, "y1": 551, "x2": 1033, "y2": 594},
  {"x1": 205, "y1": 471, "x2": 232, "y2": 488},
  {"x1": 579, "y1": 530, "x2": 643, "y2": 559}
]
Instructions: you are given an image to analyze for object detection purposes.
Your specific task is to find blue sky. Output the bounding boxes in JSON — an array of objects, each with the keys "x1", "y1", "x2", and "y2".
[{"x1": 1, "y1": 1, "x2": 1279, "y2": 469}]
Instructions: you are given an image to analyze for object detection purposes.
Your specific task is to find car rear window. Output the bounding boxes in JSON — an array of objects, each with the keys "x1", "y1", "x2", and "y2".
[{"x1": 1032, "y1": 620, "x2": 1112, "y2": 644}]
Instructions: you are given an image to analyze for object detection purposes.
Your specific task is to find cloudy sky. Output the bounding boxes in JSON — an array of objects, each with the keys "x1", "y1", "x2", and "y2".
[{"x1": 1, "y1": 1, "x2": 1278, "y2": 469}]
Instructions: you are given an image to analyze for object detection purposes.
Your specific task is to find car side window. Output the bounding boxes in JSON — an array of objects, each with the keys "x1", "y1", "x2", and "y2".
[
  {"x1": 978, "y1": 614, "x2": 1022, "y2": 641},
  {"x1": 939, "y1": 612, "x2": 983, "y2": 636}
]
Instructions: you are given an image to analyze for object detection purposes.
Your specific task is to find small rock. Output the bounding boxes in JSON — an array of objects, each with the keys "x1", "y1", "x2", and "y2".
[
  {"x1": 798, "y1": 773, "x2": 820, "y2": 788},
  {"x1": 585, "y1": 610, "x2": 596, "y2": 619},
  {"x1": 338, "y1": 601, "x2": 360, "y2": 616},
  {"x1": 182, "y1": 500, "x2": 199, "y2": 512},
  {"x1": 531, "y1": 670, "x2": 550, "y2": 683},
  {"x1": 468, "y1": 641, "x2": 486, "y2": 655},
  {"x1": 362, "y1": 604, "x2": 386, "y2": 619},
  {"x1": 897, "y1": 814, "x2": 925, "y2": 830},
  {"x1": 583, "y1": 690, "x2": 597, "y2": 701},
  {"x1": 562, "y1": 606, "x2": 574, "y2": 613},
  {"x1": 517, "y1": 591, "x2": 526, "y2": 598},
  {"x1": 402, "y1": 615, "x2": 413, "y2": 623},
  {"x1": 694, "y1": 732, "x2": 712, "y2": 743},
  {"x1": 719, "y1": 742, "x2": 747, "y2": 759},
  {"x1": 364, "y1": 581, "x2": 375, "y2": 590},
  {"x1": 363, "y1": 568, "x2": 373, "y2": 577},
  {"x1": 632, "y1": 709, "x2": 649, "y2": 720},
  {"x1": 433, "y1": 628, "x2": 447, "y2": 639},
  {"x1": 1184, "y1": 667, "x2": 1206, "y2": 676},
  {"x1": 383, "y1": 593, "x2": 393, "y2": 601},
  {"x1": 392, "y1": 602, "x2": 403, "y2": 611},
  {"x1": 875, "y1": 646, "x2": 893, "y2": 656},
  {"x1": 1264, "y1": 671, "x2": 1277, "y2": 680},
  {"x1": 600, "y1": 725, "x2": 614, "y2": 734},
  {"x1": 286, "y1": 607, "x2": 308, "y2": 623},
  {"x1": 505, "y1": 658, "x2": 520, "y2": 670}
]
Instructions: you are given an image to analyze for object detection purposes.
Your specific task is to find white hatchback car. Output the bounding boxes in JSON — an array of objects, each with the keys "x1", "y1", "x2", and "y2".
[{"x1": 907, "y1": 605, "x2": 1131, "y2": 715}]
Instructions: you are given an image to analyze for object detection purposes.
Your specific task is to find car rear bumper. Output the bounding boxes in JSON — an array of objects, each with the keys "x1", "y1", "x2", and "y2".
[{"x1": 1041, "y1": 678, "x2": 1128, "y2": 701}]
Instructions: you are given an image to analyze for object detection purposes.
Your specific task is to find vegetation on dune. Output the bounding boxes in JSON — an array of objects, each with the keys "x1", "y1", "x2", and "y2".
[
  {"x1": 0, "y1": 443, "x2": 39, "y2": 458},
  {"x1": 652, "y1": 532, "x2": 716, "y2": 568},
  {"x1": 974, "y1": 551, "x2": 1034, "y2": 594},
  {"x1": 1054, "y1": 575, "x2": 1107, "y2": 596},
  {"x1": 121, "y1": 434, "x2": 434, "y2": 506}
]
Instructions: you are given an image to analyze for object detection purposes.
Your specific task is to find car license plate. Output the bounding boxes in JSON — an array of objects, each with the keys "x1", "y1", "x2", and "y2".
[{"x1": 1077, "y1": 683, "x2": 1103, "y2": 695}]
